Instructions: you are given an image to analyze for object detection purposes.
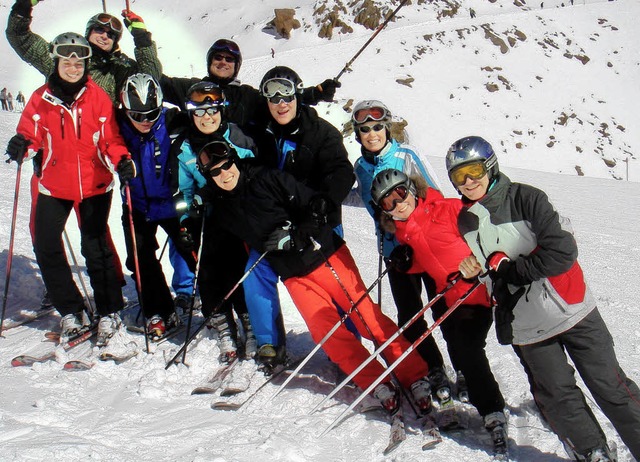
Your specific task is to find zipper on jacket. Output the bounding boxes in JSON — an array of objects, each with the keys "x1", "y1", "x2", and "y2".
[
  {"x1": 78, "y1": 108, "x2": 82, "y2": 139},
  {"x1": 542, "y1": 282, "x2": 567, "y2": 313},
  {"x1": 60, "y1": 108, "x2": 65, "y2": 139}
]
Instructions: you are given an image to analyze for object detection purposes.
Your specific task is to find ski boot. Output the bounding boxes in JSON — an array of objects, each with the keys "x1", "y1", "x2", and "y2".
[
  {"x1": 239, "y1": 313, "x2": 257, "y2": 359},
  {"x1": 60, "y1": 311, "x2": 88, "y2": 340},
  {"x1": 410, "y1": 377, "x2": 433, "y2": 413},
  {"x1": 97, "y1": 313, "x2": 121, "y2": 347},
  {"x1": 373, "y1": 381, "x2": 401, "y2": 414},
  {"x1": 41, "y1": 289, "x2": 53, "y2": 308},
  {"x1": 256, "y1": 344, "x2": 287, "y2": 375},
  {"x1": 209, "y1": 313, "x2": 237, "y2": 364},
  {"x1": 582, "y1": 443, "x2": 617, "y2": 462},
  {"x1": 146, "y1": 314, "x2": 166, "y2": 340},
  {"x1": 428, "y1": 367, "x2": 452, "y2": 404},
  {"x1": 173, "y1": 293, "x2": 191, "y2": 316},
  {"x1": 455, "y1": 370, "x2": 469, "y2": 403},
  {"x1": 484, "y1": 411, "x2": 509, "y2": 461}
]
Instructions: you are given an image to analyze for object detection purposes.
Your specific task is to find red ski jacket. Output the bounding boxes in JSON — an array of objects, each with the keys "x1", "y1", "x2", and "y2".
[
  {"x1": 393, "y1": 189, "x2": 491, "y2": 307},
  {"x1": 17, "y1": 77, "x2": 128, "y2": 202}
]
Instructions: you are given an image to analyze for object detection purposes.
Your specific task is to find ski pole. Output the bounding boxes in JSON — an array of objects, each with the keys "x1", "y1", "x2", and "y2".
[
  {"x1": 102, "y1": 0, "x2": 107, "y2": 14},
  {"x1": 165, "y1": 250, "x2": 268, "y2": 369},
  {"x1": 377, "y1": 229, "x2": 384, "y2": 305},
  {"x1": 0, "y1": 160, "x2": 23, "y2": 337},
  {"x1": 181, "y1": 216, "x2": 206, "y2": 365},
  {"x1": 320, "y1": 279, "x2": 482, "y2": 436},
  {"x1": 125, "y1": 184, "x2": 150, "y2": 353},
  {"x1": 157, "y1": 234, "x2": 169, "y2": 261},
  {"x1": 63, "y1": 229, "x2": 96, "y2": 320},
  {"x1": 313, "y1": 240, "x2": 419, "y2": 417},
  {"x1": 124, "y1": 0, "x2": 130, "y2": 13},
  {"x1": 311, "y1": 273, "x2": 462, "y2": 414},
  {"x1": 270, "y1": 265, "x2": 391, "y2": 400},
  {"x1": 334, "y1": 0, "x2": 411, "y2": 81}
]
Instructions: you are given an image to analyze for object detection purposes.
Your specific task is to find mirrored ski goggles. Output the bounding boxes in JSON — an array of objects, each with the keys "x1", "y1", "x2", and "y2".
[
  {"x1": 127, "y1": 107, "x2": 162, "y2": 123},
  {"x1": 198, "y1": 141, "x2": 237, "y2": 176},
  {"x1": 261, "y1": 78, "x2": 297, "y2": 99},
  {"x1": 379, "y1": 185, "x2": 410, "y2": 212},
  {"x1": 51, "y1": 43, "x2": 92, "y2": 60},
  {"x1": 186, "y1": 86, "x2": 225, "y2": 106},
  {"x1": 94, "y1": 13, "x2": 123, "y2": 33},
  {"x1": 449, "y1": 162, "x2": 487, "y2": 186},
  {"x1": 190, "y1": 106, "x2": 220, "y2": 117},
  {"x1": 353, "y1": 106, "x2": 388, "y2": 124},
  {"x1": 357, "y1": 123, "x2": 385, "y2": 134}
]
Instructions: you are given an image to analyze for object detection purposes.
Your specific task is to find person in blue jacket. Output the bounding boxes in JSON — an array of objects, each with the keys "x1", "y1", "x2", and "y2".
[
  {"x1": 176, "y1": 81, "x2": 257, "y2": 363},
  {"x1": 345, "y1": 100, "x2": 458, "y2": 405},
  {"x1": 117, "y1": 73, "x2": 196, "y2": 338}
]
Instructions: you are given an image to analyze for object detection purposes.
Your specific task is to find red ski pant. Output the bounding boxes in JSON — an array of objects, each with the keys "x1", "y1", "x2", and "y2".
[{"x1": 283, "y1": 245, "x2": 429, "y2": 391}]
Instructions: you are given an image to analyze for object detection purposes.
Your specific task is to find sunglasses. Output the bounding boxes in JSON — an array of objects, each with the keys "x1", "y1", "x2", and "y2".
[
  {"x1": 51, "y1": 43, "x2": 92, "y2": 60},
  {"x1": 358, "y1": 123, "x2": 385, "y2": 134},
  {"x1": 92, "y1": 26, "x2": 118, "y2": 40},
  {"x1": 449, "y1": 162, "x2": 487, "y2": 186},
  {"x1": 379, "y1": 185, "x2": 410, "y2": 212},
  {"x1": 261, "y1": 78, "x2": 296, "y2": 99},
  {"x1": 268, "y1": 94, "x2": 296, "y2": 105},
  {"x1": 207, "y1": 159, "x2": 235, "y2": 177},
  {"x1": 94, "y1": 13, "x2": 123, "y2": 33},
  {"x1": 353, "y1": 106, "x2": 388, "y2": 124},
  {"x1": 212, "y1": 54, "x2": 236, "y2": 64},
  {"x1": 191, "y1": 106, "x2": 220, "y2": 117},
  {"x1": 197, "y1": 141, "x2": 237, "y2": 176},
  {"x1": 127, "y1": 107, "x2": 162, "y2": 123}
]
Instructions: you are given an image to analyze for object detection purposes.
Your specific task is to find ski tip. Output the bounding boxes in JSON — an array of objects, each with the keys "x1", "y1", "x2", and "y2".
[
  {"x1": 211, "y1": 402, "x2": 242, "y2": 411},
  {"x1": 191, "y1": 387, "x2": 217, "y2": 395},
  {"x1": 63, "y1": 360, "x2": 93, "y2": 371},
  {"x1": 11, "y1": 356, "x2": 32, "y2": 367}
]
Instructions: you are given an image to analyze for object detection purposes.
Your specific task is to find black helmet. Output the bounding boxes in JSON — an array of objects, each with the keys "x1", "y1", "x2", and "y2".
[
  {"x1": 85, "y1": 13, "x2": 123, "y2": 45},
  {"x1": 259, "y1": 66, "x2": 304, "y2": 100},
  {"x1": 371, "y1": 169, "x2": 415, "y2": 209},
  {"x1": 206, "y1": 39, "x2": 242, "y2": 80},
  {"x1": 445, "y1": 136, "x2": 499, "y2": 187},
  {"x1": 120, "y1": 73, "x2": 163, "y2": 113},
  {"x1": 196, "y1": 140, "x2": 238, "y2": 175}
]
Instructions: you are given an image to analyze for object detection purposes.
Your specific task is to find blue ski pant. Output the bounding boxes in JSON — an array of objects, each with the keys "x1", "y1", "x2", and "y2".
[{"x1": 168, "y1": 239, "x2": 194, "y2": 296}]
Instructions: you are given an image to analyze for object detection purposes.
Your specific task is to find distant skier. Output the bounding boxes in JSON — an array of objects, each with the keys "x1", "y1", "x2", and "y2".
[{"x1": 451, "y1": 136, "x2": 640, "y2": 462}]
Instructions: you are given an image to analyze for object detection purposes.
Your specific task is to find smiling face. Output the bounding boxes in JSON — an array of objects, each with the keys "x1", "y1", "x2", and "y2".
[
  {"x1": 210, "y1": 159, "x2": 240, "y2": 191},
  {"x1": 192, "y1": 108, "x2": 222, "y2": 134},
  {"x1": 88, "y1": 27, "x2": 115, "y2": 52},
  {"x1": 358, "y1": 121, "x2": 388, "y2": 152},
  {"x1": 208, "y1": 51, "x2": 236, "y2": 80},
  {"x1": 267, "y1": 97, "x2": 297, "y2": 125},
  {"x1": 457, "y1": 173, "x2": 490, "y2": 201},
  {"x1": 57, "y1": 57, "x2": 86, "y2": 83},
  {"x1": 386, "y1": 192, "x2": 416, "y2": 221}
]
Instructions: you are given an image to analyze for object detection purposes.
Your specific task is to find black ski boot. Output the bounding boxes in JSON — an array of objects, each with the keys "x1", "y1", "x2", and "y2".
[{"x1": 484, "y1": 411, "x2": 509, "y2": 461}]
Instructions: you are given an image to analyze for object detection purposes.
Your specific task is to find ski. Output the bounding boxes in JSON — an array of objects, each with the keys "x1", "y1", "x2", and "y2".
[
  {"x1": 382, "y1": 407, "x2": 406, "y2": 455},
  {"x1": 219, "y1": 361, "x2": 257, "y2": 397},
  {"x1": 191, "y1": 358, "x2": 240, "y2": 395},
  {"x1": 211, "y1": 357, "x2": 303, "y2": 411},
  {"x1": 437, "y1": 397, "x2": 463, "y2": 431},
  {"x1": 2, "y1": 307, "x2": 56, "y2": 331},
  {"x1": 421, "y1": 412, "x2": 443, "y2": 450},
  {"x1": 98, "y1": 350, "x2": 138, "y2": 363},
  {"x1": 63, "y1": 359, "x2": 93, "y2": 371},
  {"x1": 10, "y1": 327, "x2": 97, "y2": 367}
]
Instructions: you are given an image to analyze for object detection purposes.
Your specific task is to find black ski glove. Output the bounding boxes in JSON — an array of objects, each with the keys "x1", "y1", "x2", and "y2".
[
  {"x1": 315, "y1": 78, "x2": 341, "y2": 102},
  {"x1": 6, "y1": 133, "x2": 30, "y2": 164},
  {"x1": 264, "y1": 222, "x2": 294, "y2": 252},
  {"x1": 11, "y1": 0, "x2": 41, "y2": 17},
  {"x1": 490, "y1": 278, "x2": 525, "y2": 345},
  {"x1": 309, "y1": 194, "x2": 331, "y2": 227},
  {"x1": 386, "y1": 244, "x2": 413, "y2": 273},
  {"x1": 117, "y1": 157, "x2": 136, "y2": 184},
  {"x1": 188, "y1": 194, "x2": 205, "y2": 219},
  {"x1": 178, "y1": 226, "x2": 194, "y2": 253}
]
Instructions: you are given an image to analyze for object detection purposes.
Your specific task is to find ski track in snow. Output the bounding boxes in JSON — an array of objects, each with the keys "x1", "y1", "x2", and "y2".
[{"x1": 1, "y1": 0, "x2": 639, "y2": 460}]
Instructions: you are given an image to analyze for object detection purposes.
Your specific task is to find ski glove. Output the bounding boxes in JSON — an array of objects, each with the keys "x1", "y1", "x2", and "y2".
[
  {"x1": 12, "y1": 0, "x2": 42, "y2": 17},
  {"x1": 315, "y1": 78, "x2": 341, "y2": 102},
  {"x1": 264, "y1": 222, "x2": 294, "y2": 252},
  {"x1": 117, "y1": 157, "x2": 136, "y2": 184},
  {"x1": 309, "y1": 194, "x2": 331, "y2": 227},
  {"x1": 121, "y1": 10, "x2": 146, "y2": 33},
  {"x1": 188, "y1": 194, "x2": 205, "y2": 219},
  {"x1": 491, "y1": 278, "x2": 525, "y2": 345},
  {"x1": 6, "y1": 133, "x2": 31, "y2": 164},
  {"x1": 386, "y1": 244, "x2": 413, "y2": 273},
  {"x1": 178, "y1": 227, "x2": 194, "y2": 253}
]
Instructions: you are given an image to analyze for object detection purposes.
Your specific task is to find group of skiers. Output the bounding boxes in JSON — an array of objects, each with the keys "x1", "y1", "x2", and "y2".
[
  {"x1": 1, "y1": 87, "x2": 25, "y2": 111},
  {"x1": 3, "y1": 2, "x2": 639, "y2": 461}
]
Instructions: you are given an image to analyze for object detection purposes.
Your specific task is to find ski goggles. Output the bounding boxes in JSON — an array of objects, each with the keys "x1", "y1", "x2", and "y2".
[
  {"x1": 449, "y1": 162, "x2": 487, "y2": 186},
  {"x1": 93, "y1": 13, "x2": 123, "y2": 33},
  {"x1": 186, "y1": 85, "x2": 225, "y2": 107},
  {"x1": 211, "y1": 40, "x2": 241, "y2": 57},
  {"x1": 379, "y1": 185, "x2": 410, "y2": 212},
  {"x1": 267, "y1": 94, "x2": 296, "y2": 105},
  {"x1": 197, "y1": 141, "x2": 237, "y2": 176},
  {"x1": 353, "y1": 106, "x2": 389, "y2": 124},
  {"x1": 261, "y1": 78, "x2": 297, "y2": 99},
  {"x1": 51, "y1": 43, "x2": 92, "y2": 60},
  {"x1": 357, "y1": 123, "x2": 385, "y2": 134},
  {"x1": 127, "y1": 107, "x2": 162, "y2": 123}
]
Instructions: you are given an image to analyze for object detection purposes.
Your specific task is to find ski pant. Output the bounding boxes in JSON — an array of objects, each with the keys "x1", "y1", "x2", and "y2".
[
  {"x1": 34, "y1": 192, "x2": 123, "y2": 317},
  {"x1": 513, "y1": 308, "x2": 640, "y2": 458},
  {"x1": 432, "y1": 302, "x2": 505, "y2": 417},
  {"x1": 168, "y1": 238, "x2": 194, "y2": 296},
  {"x1": 388, "y1": 269, "x2": 446, "y2": 371},
  {"x1": 121, "y1": 207, "x2": 195, "y2": 321},
  {"x1": 29, "y1": 173, "x2": 124, "y2": 284},
  {"x1": 198, "y1": 223, "x2": 248, "y2": 340},
  {"x1": 283, "y1": 245, "x2": 429, "y2": 391}
]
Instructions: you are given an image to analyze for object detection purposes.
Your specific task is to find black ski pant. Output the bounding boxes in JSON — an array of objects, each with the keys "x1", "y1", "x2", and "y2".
[
  {"x1": 388, "y1": 269, "x2": 446, "y2": 371},
  {"x1": 198, "y1": 221, "x2": 249, "y2": 340},
  {"x1": 513, "y1": 308, "x2": 640, "y2": 458},
  {"x1": 34, "y1": 192, "x2": 123, "y2": 317},
  {"x1": 432, "y1": 302, "x2": 505, "y2": 417},
  {"x1": 121, "y1": 207, "x2": 196, "y2": 321}
]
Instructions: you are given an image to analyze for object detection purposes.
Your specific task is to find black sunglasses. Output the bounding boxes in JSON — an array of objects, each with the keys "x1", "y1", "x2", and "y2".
[
  {"x1": 358, "y1": 123, "x2": 386, "y2": 134},
  {"x1": 207, "y1": 158, "x2": 235, "y2": 177},
  {"x1": 212, "y1": 54, "x2": 236, "y2": 64},
  {"x1": 92, "y1": 25, "x2": 117, "y2": 40},
  {"x1": 268, "y1": 94, "x2": 296, "y2": 105}
]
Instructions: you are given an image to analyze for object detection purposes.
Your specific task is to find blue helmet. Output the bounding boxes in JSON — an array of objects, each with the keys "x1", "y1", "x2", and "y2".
[{"x1": 445, "y1": 136, "x2": 499, "y2": 183}]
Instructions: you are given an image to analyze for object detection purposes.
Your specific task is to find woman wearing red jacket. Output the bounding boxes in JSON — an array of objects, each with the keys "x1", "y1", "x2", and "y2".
[
  {"x1": 6, "y1": 32, "x2": 132, "y2": 346},
  {"x1": 372, "y1": 169, "x2": 507, "y2": 459}
]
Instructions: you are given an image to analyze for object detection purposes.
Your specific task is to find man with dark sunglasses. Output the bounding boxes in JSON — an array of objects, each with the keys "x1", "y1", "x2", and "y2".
[
  {"x1": 160, "y1": 38, "x2": 340, "y2": 129},
  {"x1": 345, "y1": 100, "x2": 464, "y2": 408},
  {"x1": 6, "y1": 0, "x2": 162, "y2": 105}
]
